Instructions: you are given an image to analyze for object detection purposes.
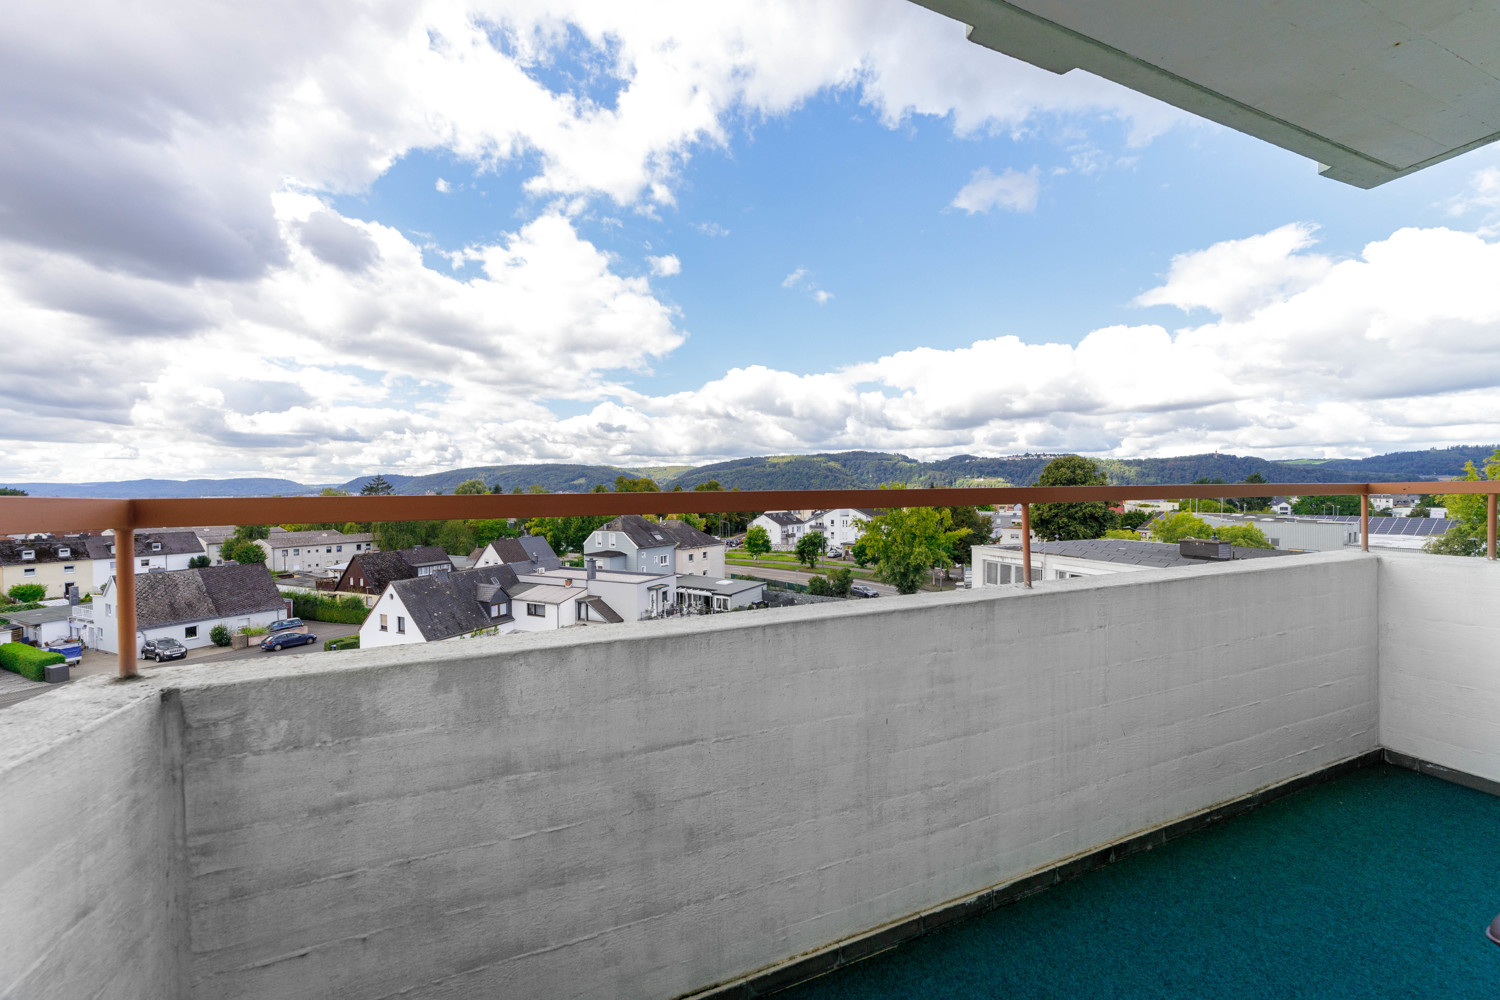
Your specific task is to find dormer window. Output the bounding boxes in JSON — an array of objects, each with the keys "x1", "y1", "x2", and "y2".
[
  {"x1": 58, "y1": 547, "x2": 70, "y2": 557},
  {"x1": 20, "y1": 549, "x2": 34, "y2": 560},
  {"x1": 151, "y1": 542, "x2": 161, "y2": 552}
]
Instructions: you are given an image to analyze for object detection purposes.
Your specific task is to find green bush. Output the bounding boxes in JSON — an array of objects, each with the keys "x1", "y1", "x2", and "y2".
[
  {"x1": 210, "y1": 624, "x2": 232, "y2": 647},
  {"x1": 6, "y1": 584, "x2": 47, "y2": 604},
  {"x1": 240, "y1": 625, "x2": 268, "y2": 636},
  {"x1": 283, "y1": 591, "x2": 369, "y2": 624},
  {"x1": 828, "y1": 567, "x2": 853, "y2": 597},
  {"x1": 0, "y1": 643, "x2": 65, "y2": 682},
  {"x1": 324, "y1": 635, "x2": 361, "y2": 651},
  {"x1": 806, "y1": 575, "x2": 833, "y2": 596}
]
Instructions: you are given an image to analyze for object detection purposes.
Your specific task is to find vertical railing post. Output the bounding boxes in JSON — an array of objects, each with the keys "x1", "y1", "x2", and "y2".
[
  {"x1": 1488, "y1": 492, "x2": 1497, "y2": 561},
  {"x1": 1020, "y1": 503, "x2": 1032, "y2": 588},
  {"x1": 1359, "y1": 490, "x2": 1369, "y2": 553},
  {"x1": 114, "y1": 519, "x2": 138, "y2": 679}
]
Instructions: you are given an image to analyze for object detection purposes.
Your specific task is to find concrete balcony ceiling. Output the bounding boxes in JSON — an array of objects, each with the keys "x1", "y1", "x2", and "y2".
[{"x1": 910, "y1": 0, "x2": 1500, "y2": 187}]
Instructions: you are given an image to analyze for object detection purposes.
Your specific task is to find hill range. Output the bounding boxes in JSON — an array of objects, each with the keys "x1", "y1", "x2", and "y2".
[{"x1": 1, "y1": 446, "x2": 1492, "y2": 499}]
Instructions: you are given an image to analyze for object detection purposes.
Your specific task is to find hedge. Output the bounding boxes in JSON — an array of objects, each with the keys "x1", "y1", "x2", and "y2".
[
  {"x1": 0, "y1": 643, "x2": 65, "y2": 682},
  {"x1": 282, "y1": 591, "x2": 369, "y2": 625},
  {"x1": 324, "y1": 635, "x2": 361, "y2": 652}
]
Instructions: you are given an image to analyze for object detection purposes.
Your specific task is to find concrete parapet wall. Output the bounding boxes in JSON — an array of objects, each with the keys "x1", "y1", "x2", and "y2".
[
  {"x1": 1378, "y1": 550, "x2": 1500, "y2": 785},
  {"x1": 0, "y1": 684, "x2": 185, "y2": 1000},
  {"x1": 171, "y1": 551, "x2": 1378, "y2": 999}
]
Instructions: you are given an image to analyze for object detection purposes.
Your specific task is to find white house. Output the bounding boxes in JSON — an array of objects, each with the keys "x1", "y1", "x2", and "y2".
[
  {"x1": 675, "y1": 575, "x2": 765, "y2": 613},
  {"x1": 473, "y1": 536, "x2": 562, "y2": 573},
  {"x1": 84, "y1": 530, "x2": 205, "y2": 593},
  {"x1": 972, "y1": 538, "x2": 1291, "y2": 588},
  {"x1": 91, "y1": 564, "x2": 287, "y2": 654},
  {"x1": 749, "y1": 509, "x2": 874, "y2": 552},
  {"x1": 583, "y1": 515, "x2": 726, "y2": 578},
  {"x1": 525, "y1": 562, "x2": 673, "y2": 621},
  {"x1": 360, "y1": 566, "x2": 523, "y2": 649},
  {"x1": 256, "y1": 529, "x2": 375, "y2": 575}
]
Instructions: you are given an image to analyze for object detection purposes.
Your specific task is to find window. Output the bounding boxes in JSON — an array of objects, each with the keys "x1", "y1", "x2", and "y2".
[
  {"x1": 292, "y1": 548, "x2": 300, "y2": 556},
  {"x1": 151, "y1": 542, "x2": 161, "y2": 552},
  {"x1": 576, "y1": 599, "x2": 589, "y2": 620},
  {"x1": 20, "y1": 549, "x2": 34, "y2": 560},
  {"x1": 688, "y1": 553, "x2": 694, "y2": 562},
  {"x1": 490, "y1": 604, "x2": 503, "y2": 619},
  {"x1": 527, "y1": 603, "x2": 545, "y2": 617},
  {"x1": 658, "y1": 554, "x2": 669, "y2": 566},
  {"x1": 64, "y1": 565, "x2": 75, "y2": 574},
  {"x1": 379, "y1": 614, "x2": 388, "y2": 632},
  {"x1": 106, "y1": 604, "x2": 112, "y2": 616},
  {"x1": 140, "y1": 559, "x2": 149, "y2": 568},
  {"x1": 984, "y1": 561, "x2": 999, "y2": 585},
  {"x1": 999, "y1": 564, "x2": 1012, "y2": 584},
  {"x1": 396, "y1": 616, "x2": 405, "y2": 634},
  {"x1": 714, "y1": 596, "x2": 729, "y2": 611},
  {"x1": 58, "y1": 547, "x2": 70, "y2": 557},
  {"x1": 185, "y1": 626, "x2": 198, "y2": 639},
  {"x1": 326, "y1": 547, "x2": 332, "y2": 553},
  {"x1": 23, "y1": 568, "x2": 35, "y2": 577},
  {"x1": 336, "y1": 545, "x2": 342, "y2": 552},
  {"x1": 109, "y1": 560, "x2": 115, "y2": 571}
]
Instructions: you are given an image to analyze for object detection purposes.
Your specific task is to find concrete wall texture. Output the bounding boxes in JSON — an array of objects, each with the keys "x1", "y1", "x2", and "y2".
[{"x1": 0, "y1": 550, "x2": 1491, "y2": 1000}]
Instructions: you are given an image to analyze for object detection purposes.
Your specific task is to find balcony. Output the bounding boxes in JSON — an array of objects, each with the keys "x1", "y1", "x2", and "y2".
[{"x1": 2, "y1": 487, "x2": 1499, "y2": 999}]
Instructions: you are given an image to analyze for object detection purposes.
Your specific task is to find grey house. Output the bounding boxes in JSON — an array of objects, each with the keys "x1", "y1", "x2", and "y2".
[{"x1": 583, "y1": 515, "x2": 680, "y2": 574}]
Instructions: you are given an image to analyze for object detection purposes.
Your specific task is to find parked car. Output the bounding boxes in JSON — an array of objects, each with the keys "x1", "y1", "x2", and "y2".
[
  {"x1": 141, "y1": 637, "x2": 188, "y2": 662},
  {"x1": 260, "y1": 631, "x2": 318, "y2": 652},
  {"x1": 848, "y1": 584, "x2": 881, "y2": 598},
  {"x1": 267, "y1": 618, "x2": 304, "y2": 633}
]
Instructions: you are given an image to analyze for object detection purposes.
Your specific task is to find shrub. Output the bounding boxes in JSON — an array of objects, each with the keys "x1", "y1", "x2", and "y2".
[
  {"x1": 209, "y1": 624, "x2": 232, "y2": 647},
  {"x1": 240, "y1": 625, "x2": 267, "y2": 636},
  {"x1": 283, "y1": 591, "x2": 369, "y2": 624},
  {"x1": 0, "y1": 643, "x2": 65, "y2": 682},
  {"x1": 806, "y1": 575, "x2": 833, "y2": 596},
  {"x1": 324, "y1": 635, "x2": 361, "y2": 652},
  {"x1": 6, "y1": 584, "x2": 47, "y2": 604},
  {"x1": 828, "y1": 567, "x2": 853, "y2": 597}
]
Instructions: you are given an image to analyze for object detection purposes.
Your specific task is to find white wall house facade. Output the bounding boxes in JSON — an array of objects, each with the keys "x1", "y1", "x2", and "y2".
[
  {"x1": 359, "y1": 567, "x2": 520, "y2": 649},
  {"x1": 92, "y1": 564, "x2": 285, "y2": 654},
  {"x1": 85, "y1": 531, "x2": 205, "y2": 593},
  {"x1": 257, "y1": 530, "x2": 376, "y2": 575},
  {"x1": 749, "y1": 509, "x2": 873, "y2": 552}
]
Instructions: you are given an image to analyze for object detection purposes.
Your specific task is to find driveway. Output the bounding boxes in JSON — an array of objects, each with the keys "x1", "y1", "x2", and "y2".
[{"x1": 0, "y1": 620, "x2": 364, "y2": 711}]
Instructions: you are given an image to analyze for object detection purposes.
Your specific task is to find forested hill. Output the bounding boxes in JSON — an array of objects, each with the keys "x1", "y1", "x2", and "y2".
[{"x1": 3, "y1": 447, "x2": 1491, "y2": 498}]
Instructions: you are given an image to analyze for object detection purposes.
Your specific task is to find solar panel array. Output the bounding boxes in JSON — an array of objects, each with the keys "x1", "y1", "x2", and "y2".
[{"x1": 1310, "y1": 516, "x2": 1458, "y2": 537}]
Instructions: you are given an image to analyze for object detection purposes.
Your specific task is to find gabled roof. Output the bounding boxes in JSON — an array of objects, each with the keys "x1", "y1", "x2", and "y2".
[
  {"x1": 262, "y1": 529, "x2": 373, "y2": 548},
  {"x1": 651, "y1": 518, "x2": 720, "y2": 548},
  {"x1": 82, "y1": 531, "x2": 204, "y2": 560},
  {"x1": 387, "y1": 566, "x2": 521, "y2": 642},
  {"x1": 600, "y1": 514, "x2": 676, "y2": 549},
  {"x1": 121, "y1": 564, "x2": 285, "y2": 629},
  {"x1": 341, "y1": 551, "x2": 416, "y2": 594},
  {"x1": 400, "y1": 546, "x2": 452, "y2": 568},
  {"x1": 0, "y1": 534, "x2": 92, "y2": 566},
  {"x1": 757, "y1": 511, "x2": 805, "y2": 527},
  {"x1": 486, "y1": 536, "x2": 562, "y2": 571}
]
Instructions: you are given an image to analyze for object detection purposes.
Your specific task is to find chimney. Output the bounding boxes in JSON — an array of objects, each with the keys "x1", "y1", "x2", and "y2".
[
  {"x1": 1179, "y1": 537, "x2": 1232, "y2": 561},
  {"x1": 586, "y1": 558, "x2": 597, "y2": 581}
]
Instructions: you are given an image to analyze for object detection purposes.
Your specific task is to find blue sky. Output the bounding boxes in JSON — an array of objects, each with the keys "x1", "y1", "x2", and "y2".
[{"x1": 4, "y1": 0, "x2": 1500, "y2": 481}]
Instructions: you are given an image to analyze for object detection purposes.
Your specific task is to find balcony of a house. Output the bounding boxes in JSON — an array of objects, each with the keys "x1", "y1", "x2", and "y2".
[{"x1": 2, "y1": 486, "x2": 1499, "y2": 999}]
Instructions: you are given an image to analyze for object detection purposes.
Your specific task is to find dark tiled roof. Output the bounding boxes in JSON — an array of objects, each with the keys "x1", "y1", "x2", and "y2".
[
  {"x1": 336, "y1": 551, "x2": 414, "y2": 595},
  {"x1": 487, "y1": 536, "x2": 562, "y2": 571},
  {"x1": 0, "y1": 534, "x2": 93, "y2": 566},
  {"x1": 130, "y1": 564, "x2": 283, "y2": 629},
  {"x1": 388, "y1": 566, "x2": 521, "y2": 641},
  {"x1": 400, "y1": 546, "x2": 453, "y2": 568},
  {"x1": 758, "y1": 511, "x2": 804, "y2": 527},
  {"x1": 652, "y1": 518, "x2": 720, "y2": 548},
  {"x1": 600, "y1": 514, "x2": 676, "y2": 549},
  {"x1": 83, "y1": 531, "x2": 204, "y2": 560}
]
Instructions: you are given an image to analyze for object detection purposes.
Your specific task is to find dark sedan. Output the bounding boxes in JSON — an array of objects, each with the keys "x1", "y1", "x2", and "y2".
[
  {"x1": 848, "y1": 584, "x2": 881, "y2": 598},
  {"x1": 260, "y1": 631, "x2": 318, "y2": 652}
]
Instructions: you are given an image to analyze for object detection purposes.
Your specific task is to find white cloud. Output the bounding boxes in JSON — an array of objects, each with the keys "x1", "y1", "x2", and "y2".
[
  {"x1": 950, "y1": 166, "x2": 1040, "y2": 214},
  {"x1": 647, "y1": 253, "x2": 681, "y2": 277},
  {"x1": 693, "y1": 221, "x2": 730, "y2": 237},
  {"x1": 813, "y1": 290, "x2": 834, "y2": 305},
  {"x1": 1135, "y1": 223, "x2": 1333, "y2": 321},
  {"x1": 782, "y1": 267, "x2": 809, "y2": 289},
  {"x1": 435, "y1": 177, "x2": 451, "y2": 193}
]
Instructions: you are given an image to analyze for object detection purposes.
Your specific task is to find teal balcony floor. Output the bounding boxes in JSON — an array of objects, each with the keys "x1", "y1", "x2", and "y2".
[{"x1": 784, "y1": 765, "x2": 1500, "y2": 999}]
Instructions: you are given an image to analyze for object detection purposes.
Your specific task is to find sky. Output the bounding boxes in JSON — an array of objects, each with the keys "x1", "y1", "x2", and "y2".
[{"x1": 4, "y1": 0, "x2": 1500, "y2": 483}]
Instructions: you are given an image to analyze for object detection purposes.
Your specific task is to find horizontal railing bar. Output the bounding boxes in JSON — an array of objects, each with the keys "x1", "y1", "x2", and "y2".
[{"x1": 0, "y1": 481, "x2": 1491, "y2": 535}]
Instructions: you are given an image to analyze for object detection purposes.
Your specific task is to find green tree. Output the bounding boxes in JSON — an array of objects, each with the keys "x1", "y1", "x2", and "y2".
[
  {"x1": 188, "y1": 555, "x2": 211, "y2": 569},
  {"x1": 231, "y1": 524, "x2": 270, "y2": 541},
  {"x1": 470, "y1": 519, "x2": 519, "y2": 547},
  {"x1": 320, "y1": 487, "x2": 349, "y2": 497},
  {"x1": 1150, "y1": 511, "x2": 1214, "y2": 544},
  {"x1": 795, "y1": 531, "x2": 827, "y2": 571},
  {"x1": 1291, "y1": 495, "x2": 1361, "y2": 517},
  {"x1": 1117, "y1": 510, "x2": 1152, "y2": 531},
  {"x1": 1238, "y1": 473, "x2": 1273, "y2": 511},
  {"x1": 435, "y1": 520, "x2": 476, "y2": 555},
  {"x1": 525, "y1": 516, "x2": 610, "y2": 555},
  {"x1": 1215, "y1": 523, "x2": 1273, "y2": 549},
  {"x1": 1424, "y1": 450, "x2": 1500, "y2": 557},
  {"x1": 613, "y1": 475, "x2": 659, "y2": 493},
  {"x1": 827, "y1": 567, "x2": 853, "y2": 597},
  {"x1": 6, "y1": 583, "x2": 46, "y2": 603},
  {"x1": 1103, "y1": 529, "x2": 1140, "y2": 540},
  {"x1": 1031, "y1": 456, "x2": 1116, "y2": 540},
  {"x1": 744, "y1": 525, "x2": 771, "y2": 558},
  {"x1": 1406, "y1": 506, "x2": 1430, "y2": 518},
  {"x1": 375, "y1": 520, "x2": 438, "y2": 552},
  {"x1": 453, "y1": 478, "x2": 488, "y2": 495},
  {"x1": 941, "y1": 506, "x2": 992, "y2": 565},
  {"x1": 360, "y1": 475, "x2": 394, "y2": 496},
  {"x1": 857, "y1": 490, "x2": 969, "y2": 595},
  {"x1": 0, "y1": 487, "x2": 28, "y2": 496},
  {"x1": 850, "y1": 536, "x2": 872, "y2": 567},
  {"x1": 219, "y1": 537, "x2": 267, "y2": 564},
  {"x1": 806, "y1": 575, "x2": 833, "y2": 596}
]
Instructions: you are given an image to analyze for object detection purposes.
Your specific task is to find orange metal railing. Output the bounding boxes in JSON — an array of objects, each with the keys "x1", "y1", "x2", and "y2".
[{"x1": 2, "y1": 480, "x2": 1496, "y2": 680}]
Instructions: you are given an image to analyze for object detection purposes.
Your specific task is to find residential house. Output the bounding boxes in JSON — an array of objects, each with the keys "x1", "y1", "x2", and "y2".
[
  {"x1": 0, "y1": 534, "x2": 90, "y2": 599},
  {"x1": 1370, "y1": 493, "x2": 1423, "y2": 510},
  {"x1": 650, "y1": 518, "x2": 726, "y2": 576},
  {"x1": 256, "y1": 529, "x2": 375, "y2": 574},
  {"x1": 473, "y1": 536, "x2": 563, "y2": 573},
  {"x1": 972, "y1": 538, "x2": 1292, "y2": 587},
  {"x1": 333, "y1": 547, "x2": 455, "y2": 599},
  {"x1": 360, "y1": 566, "x2": 523, "y2": 649},
  {"x1": 527, "y1": 561, "x2": 672, "y2": 620},
  {"x1": 1198, "y1": 514, "x2": 1355, "y2": 551},
  {"x1": 91, "y1": 563, "x2": 287, "y2": 654},
  {"x1": 84, "y1": 530, "x2": 206, "y2": 593},
  {"x1": 1, "y1": 604, "x2": 77, "y2": 646},
  {"x1": 748, "y1": 509, "x2": 874, "y2": 552},
  {"x1": 675, "y1": 575, "x2": 765, "y2": 613},
  {"x1": 584, "y1": 515, "x2": 698, "y2": 575}
]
